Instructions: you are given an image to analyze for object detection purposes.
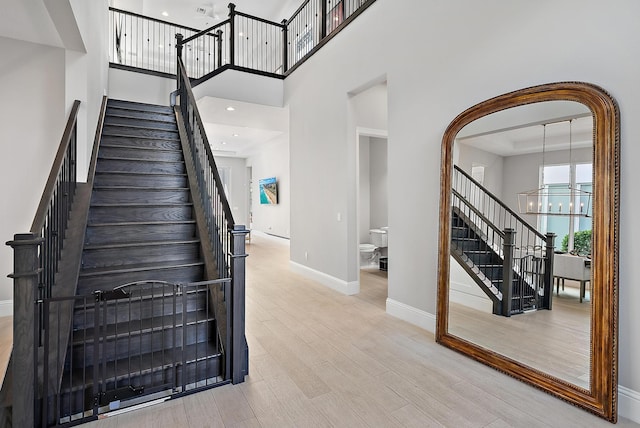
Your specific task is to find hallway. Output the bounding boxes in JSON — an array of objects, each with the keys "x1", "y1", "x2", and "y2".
[{"x1": 7, "y1": 232, "x2": 634, "y2": 427}]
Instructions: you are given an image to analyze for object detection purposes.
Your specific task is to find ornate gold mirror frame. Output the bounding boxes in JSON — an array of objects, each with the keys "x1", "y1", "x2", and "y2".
[{"x1": 436, "y1": 82, "x2": 619, "y2": 422}]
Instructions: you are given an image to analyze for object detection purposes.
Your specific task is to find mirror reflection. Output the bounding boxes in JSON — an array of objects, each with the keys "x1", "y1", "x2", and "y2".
[{"x1": 448, "y1": 100, "x2": 593, "y2": 389}]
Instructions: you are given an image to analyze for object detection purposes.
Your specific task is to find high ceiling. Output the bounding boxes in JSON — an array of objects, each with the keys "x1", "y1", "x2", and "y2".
[{"x1": 111, "y1": 0, "x2": 298, "y2": 29}]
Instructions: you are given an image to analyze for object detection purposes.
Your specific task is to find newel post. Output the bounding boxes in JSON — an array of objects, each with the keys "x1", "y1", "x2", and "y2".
[
  {"x1": 230, "y1": 224, "x2": 249, "y2": 383},
  {"x1": 501, "y1": 228, "x2": 515, "y2": 317},
  {"x1": 7, "y1": 233, "x2": 43, "y2": 428},
  {"x1": 228, "y1": 3, "x2": 236, "y2": 66},
  {"x1": 543, "y1": 232, "x2": 556, "y2": 310},
  {"x1": 175, "y1": 33, "x2": 184, "y2": 92}
]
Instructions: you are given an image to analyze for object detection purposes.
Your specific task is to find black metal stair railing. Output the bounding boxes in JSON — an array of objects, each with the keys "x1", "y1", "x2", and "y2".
[
  {"x1": 174, "y1": 55, "x2": 249, "y2": 384},
  {"x1": 452, "y1": 165, "x2": 556, "y2": 315},
  {"x1": 6, "y1": 100, "x2": 81, "y2": 427},
  {"x1": 109, "y1": 0, "x2": 379, "y2": 82},
  {"x1": 109, "y1": 7, "x2": 223, "y2": 78}
]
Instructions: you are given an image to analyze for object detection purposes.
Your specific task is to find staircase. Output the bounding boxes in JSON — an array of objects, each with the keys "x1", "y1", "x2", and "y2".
[
  {"x1": 451, "y1": 210, "x2": 537, "y2": 315},
  {"x1": 58, "y1": 99, "x2": 223, "y2": 417}
]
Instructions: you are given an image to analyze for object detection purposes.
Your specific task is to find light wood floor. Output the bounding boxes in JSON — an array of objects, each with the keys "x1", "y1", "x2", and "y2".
[
  {"x1": 449, "y1": 285, "x2": 591, "y2": 389},
  {"x1": 1, "y1": 233, "x2": 637, "y2": 427}
]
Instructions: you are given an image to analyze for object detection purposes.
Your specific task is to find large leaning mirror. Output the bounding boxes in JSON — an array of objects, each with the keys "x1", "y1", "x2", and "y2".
[{"x1": 436, "y1": 82, "x2": 619, "y2": 422}]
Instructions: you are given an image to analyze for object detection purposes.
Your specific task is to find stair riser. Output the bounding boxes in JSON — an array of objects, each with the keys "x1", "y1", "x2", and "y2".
[
  {"x1": 99, "y1": 146, "x2": 184, "y2": 162},
  {"x1": 101, "y1": 136, "x2": 181, "y2": 151},
  {"x1": 71, "y1": 322, "x2": 214, "y2": 367},
  {"x1": 94, "y1": 173, "x2": 188, "y2": 188},
  {"x1": 96, "y1": 159, "x2": 185, "y2": 174},
  {"x1": 465, "y1": 252, "x2": 501, "y2": 265},
  {"x1": 82, "y1": 242, "x2": 201, "y2": 269},
  {"x1": 91, "y1": 189, "x2": 191, "y2": 205},
  {"x1": 77, "y1": 264, "x2": 204, "y2": 293},
  {"x1": 451, "y1": 227, "x2": 477, "y2": 239},
  {"x1": 58, "y1": 357, "x2": 222, "y2": 419},
  {"x1": 104, "y1": 116, "x2": 178, "y2": 131},
  {"x1": 107, "y1": 100, "x2": 174, "y2": 114},
  {"x1": 103, "y1": 125, "x2": 179, "y2": 140},
  {"x1": 106, "y1": 107, "x2": 176, "y2": 123},
  {"x1": 480, "y1": 266, "x2": 503, "y2": 280},
  {"x1": 452, "y1": 239, "x2": 483, "y2": 252},
  {"x1": 85, "y1": 223, "x2": 196, "y2": 246},
  {"x1": 73, "y1": 292, "x2": 208, "y2": 330}
]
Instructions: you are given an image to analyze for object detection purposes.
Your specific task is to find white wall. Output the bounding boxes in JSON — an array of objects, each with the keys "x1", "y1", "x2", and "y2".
[
  {"x1": 456, "y1": 143, "x2": 505, "y2": 200},
  {"x1": 108, "y1": 67, "x2": 175, "y2": 106},
  {"x1": 449, "y1": 256, "x2": 493, "y2": 313},
  {"x1": 213, "y1": 156, "x2": 249, "y2": 230},
  {"x1": 502, "y1": 147, "x2": 592, "y2": 229},
  {"x1": 284, "y1": 0, "x2": 640, "y2": 413},
  {"x1": 0, "y1": 37, "x2": 66, "y2": 303},
  {"x1": 68, "y1": 0, "x2": 109, "y2": 180},
  {"x1": 358, "y1": 136, "x2": 371, "y2": 244},
  {"x1": 369, "y1": 137, "x2": 388, "y2": 229},
  {"x1": 246, "y1": 134, "x2": 290, "y2": 238}
]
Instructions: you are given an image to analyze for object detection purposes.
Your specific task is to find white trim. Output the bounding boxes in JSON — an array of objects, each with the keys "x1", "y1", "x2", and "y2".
[
  {"x1": 356, "y1": 126, "x2": 388, "y2": 139},
  {"x1": 289, "y1": 261, "x2": 359, "y2": 295},
  {"x1": 0, "y1": 300, "x2": 12, "y2": 317},
  {"x1": 619, "y1": 385, "x2": 640, "y2": 423},
  {"x1": 385, "y1": 298, "x2": 436, "y2": 333}
]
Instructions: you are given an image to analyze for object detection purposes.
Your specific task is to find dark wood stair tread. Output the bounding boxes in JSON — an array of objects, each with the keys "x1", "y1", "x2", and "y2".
[
  {"x1": 101, "y1": 131, "x2": 180, "y2": 142},
  {"x1": 87, "y1": 219, "x2": 196, "y2": 227},
  {"x1": 79, "y1": 260, "x2": 204, "y2": 277},
  {"x1": 100, "y1": 143, "x2": 182, "y2": 154},
  {"x1": 83, "y1": 239, "x2": 200, "y2": 251},
  {"x1": 61, "y1": 341, "x2": 222, "y2": 391},
  {"x1": 97, "y1": 155, "x2": 184, "y2": 163},
  {"x1": 72, "y1": 310, "x2": 213, "y2": 345}
]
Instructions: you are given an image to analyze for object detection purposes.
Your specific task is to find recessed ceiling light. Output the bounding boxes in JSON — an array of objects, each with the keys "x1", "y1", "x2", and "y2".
[
  {"x1": 221, "y1": 141, "x2": 227, "y2": 145},
  {"x1": 232, "y1": 133, "x2": 239, "y2": 137},
  {"x1": 226, "y1": 106, "x2": 235, "y2": 111},
  {"x1": 162, "y1": 11, "x2": 169, "y2": 17}
]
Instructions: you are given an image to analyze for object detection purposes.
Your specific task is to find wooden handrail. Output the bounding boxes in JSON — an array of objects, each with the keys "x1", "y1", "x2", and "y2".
[
  {"x1": 30, "y1": 100, "x2": 80, "y2": 233},
  {"x1": 87, "y1": 96, "x2": 108, "y2": 186},
  {"x1": 180, "y1": 18, "x2": 230, "y2": 45}
]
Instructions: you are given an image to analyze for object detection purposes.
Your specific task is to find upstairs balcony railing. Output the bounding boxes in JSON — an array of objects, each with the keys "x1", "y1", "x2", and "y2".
[{"x1": 109, "y1": 0, "x2": 377, "y2": 81}]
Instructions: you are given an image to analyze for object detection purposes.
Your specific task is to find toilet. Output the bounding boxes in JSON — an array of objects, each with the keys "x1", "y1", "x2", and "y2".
[
  {"x1": 359, "y1": 244, "x2": 378, "y2": 267},
  {"x1": 359, "y1": 228, "x2": 388, "y2": 268}
]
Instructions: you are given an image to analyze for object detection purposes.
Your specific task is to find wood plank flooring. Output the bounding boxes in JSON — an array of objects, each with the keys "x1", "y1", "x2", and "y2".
[
  {"x1": 1, "y1": 232, "x2": 637, "y2": 427},
  {"x1": 449, "y1": 285, "x2": 591, "y2": 389}
]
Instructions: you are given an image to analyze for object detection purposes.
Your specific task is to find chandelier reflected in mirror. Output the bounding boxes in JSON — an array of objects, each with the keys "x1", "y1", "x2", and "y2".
[{"x1": 517, "y1": 120, "x2": 592, "y2": 217}]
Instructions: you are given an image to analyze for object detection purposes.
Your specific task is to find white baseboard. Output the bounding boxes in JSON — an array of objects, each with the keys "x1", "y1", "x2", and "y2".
[
  {"x1": 619, "y1": 385, "x2": 640, "y2": 423},
  {"x1": 289, "y1": 261, "x2": 359, "y2": 295},
  {"x1": 386, "y1": 298, "x2": 436, "y2": 333},
  {"x1": 0, "y1": 300, "x2": 12, "y2": 317}
]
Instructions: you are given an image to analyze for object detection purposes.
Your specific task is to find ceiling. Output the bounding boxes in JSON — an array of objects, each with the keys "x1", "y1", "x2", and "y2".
[
  {"x1": 457, "y1": 101, "x2": 593, "y2": 157},
  {"x1": 112, "y1": 0, "x2": 298, "y2": 29},
  {"x1": 110, "y1": 0, "x2": 295, "y2": 158},
  {"x1": 196, "y1": 96, "x2": 289, "y2": 158}
]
